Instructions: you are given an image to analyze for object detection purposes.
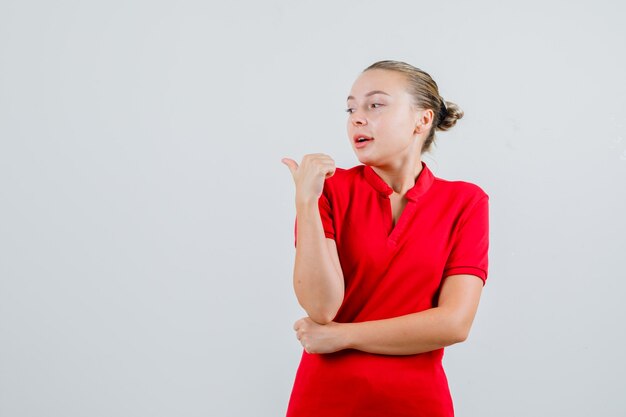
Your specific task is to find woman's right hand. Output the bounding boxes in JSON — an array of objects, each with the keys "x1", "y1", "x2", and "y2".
[{"x1": 281, "y1": 153, "x2": 336, "y2": 204}]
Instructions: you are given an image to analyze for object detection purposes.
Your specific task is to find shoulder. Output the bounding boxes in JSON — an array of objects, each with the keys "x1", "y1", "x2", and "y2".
[
  {"x1": 431, "y1": 173, "x2": 489, "y2": 209},
  {"x1": 435, "y1": 177, "x2": 488, "y2": 196}
]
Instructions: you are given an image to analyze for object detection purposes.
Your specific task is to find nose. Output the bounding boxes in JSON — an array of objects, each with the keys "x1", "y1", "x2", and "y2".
[{"x1": 349, "y1": 110, "x2": 367, "y2": 126}]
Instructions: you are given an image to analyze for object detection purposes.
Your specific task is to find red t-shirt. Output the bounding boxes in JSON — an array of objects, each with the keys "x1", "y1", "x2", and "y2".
[{"x1": 287, "y1": 160, "x2": 489, "y2": 417}]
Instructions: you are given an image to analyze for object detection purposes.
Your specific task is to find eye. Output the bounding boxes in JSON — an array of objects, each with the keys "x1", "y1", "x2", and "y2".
[
  {"x1": 345, "y1": 108, "x2": 354, "y2": 114},
  {"x1": 370, "y1": 103, "x2": 383, "y2": 109}
]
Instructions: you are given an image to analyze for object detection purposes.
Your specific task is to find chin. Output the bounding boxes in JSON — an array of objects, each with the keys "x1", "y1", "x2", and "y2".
[{"x1": 354, "y1": 154, "x2": 377, "y2": 166}]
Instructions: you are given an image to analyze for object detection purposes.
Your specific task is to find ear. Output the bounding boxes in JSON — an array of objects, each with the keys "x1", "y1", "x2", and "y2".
[{"x1": 414, "y1": 109, "x2": 435, "y2": 133}]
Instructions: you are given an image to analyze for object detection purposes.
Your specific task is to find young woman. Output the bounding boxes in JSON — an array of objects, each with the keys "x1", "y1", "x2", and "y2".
[{"x1": 281, "y1": 60, "x2": 489, "y2": 417}]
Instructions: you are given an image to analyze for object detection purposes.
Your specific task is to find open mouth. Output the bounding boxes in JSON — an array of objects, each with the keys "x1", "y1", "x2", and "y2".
[
  {"x1": 354, "y1": 134, "x2": 374, "y2": 143},
  {"x1": 354, "y1": 135, "x2": 374, "y2": 148}
]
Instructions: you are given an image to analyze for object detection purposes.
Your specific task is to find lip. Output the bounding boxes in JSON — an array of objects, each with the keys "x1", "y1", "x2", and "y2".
[
  {"x1": 355, "y1": 140, "x2": 373, "y2": 149},
  {"x1": 354, "y1": 135, "x2": 374, "y2": 149},
  {"x1": 353, "y1": 133, "x2": 374, "y2": 143}
]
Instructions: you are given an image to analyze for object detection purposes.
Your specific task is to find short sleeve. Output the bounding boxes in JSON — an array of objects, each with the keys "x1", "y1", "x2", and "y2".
[
  {"x1": 442, "y1": 194, "x2": 490, "y2": 285},
  {"x1": 294, "y1": 188, "x2": 335, "y2": 248}
]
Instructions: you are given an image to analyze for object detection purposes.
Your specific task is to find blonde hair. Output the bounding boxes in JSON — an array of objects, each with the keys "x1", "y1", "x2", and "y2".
[{"x1": 363, "y1": 60, "x2": 464, "y2": 154}]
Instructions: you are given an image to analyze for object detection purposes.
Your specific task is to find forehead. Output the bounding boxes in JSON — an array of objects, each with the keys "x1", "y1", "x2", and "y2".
[{"x1": 347, "y1": 69, "x2": 409, "y2": 101}]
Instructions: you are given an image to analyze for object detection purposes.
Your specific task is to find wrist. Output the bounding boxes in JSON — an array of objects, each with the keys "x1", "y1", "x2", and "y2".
[
  {"x1": 339, "y1": 322, "x2": 357, "y2": 350},
  {"x1": 296, "y1": 196, "x2": 319, "y2": 211}
]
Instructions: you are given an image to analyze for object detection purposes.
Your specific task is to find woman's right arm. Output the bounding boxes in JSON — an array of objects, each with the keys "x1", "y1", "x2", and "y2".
[
  {"x1": 282, "y1": 153, "x2": 345, "y2": 325},
  {"x1": 294, "y1": 197, "x2": 344, "y2": 324}
]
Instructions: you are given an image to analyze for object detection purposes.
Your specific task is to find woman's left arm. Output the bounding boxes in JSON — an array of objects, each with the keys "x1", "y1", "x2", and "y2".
[{"x1": 294, "y1": 274, "x2": 484, "y2": 355}]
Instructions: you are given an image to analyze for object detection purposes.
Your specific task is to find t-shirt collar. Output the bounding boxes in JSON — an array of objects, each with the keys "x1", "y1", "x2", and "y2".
[{"x1": 363, "y1": 160, "x2": 434, "y2": 201}]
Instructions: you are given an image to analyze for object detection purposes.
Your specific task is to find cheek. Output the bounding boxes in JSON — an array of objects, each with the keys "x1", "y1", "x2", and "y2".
[
  {"x1": 379, "y1": 117, "x2": 411, "y2": 139},
  {"x1": 382, "y1": 110, "x2": 410, "y2": 130},
  {"x1": 389, "y1": 115, "x2": 417, "y2": 139}
]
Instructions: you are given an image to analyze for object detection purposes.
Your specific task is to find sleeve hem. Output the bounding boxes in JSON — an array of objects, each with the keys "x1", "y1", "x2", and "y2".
[{"x1": 442, "y1": 266, "x2": 487, "y2": 286}]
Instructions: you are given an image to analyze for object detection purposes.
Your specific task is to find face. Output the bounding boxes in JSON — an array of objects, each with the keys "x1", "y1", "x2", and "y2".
[{"x1": 346, "y1": 69, "x2": 433, "y2": 168}]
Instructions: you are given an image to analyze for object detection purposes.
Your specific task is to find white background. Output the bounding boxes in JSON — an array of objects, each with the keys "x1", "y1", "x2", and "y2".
[{"x1": 1, "y1": 1, "x2": 625, "y2": 416}]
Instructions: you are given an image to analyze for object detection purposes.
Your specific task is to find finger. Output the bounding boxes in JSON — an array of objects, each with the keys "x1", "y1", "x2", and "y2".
[
  {"x1": 281, "y1": 158, "x2": 298, "y2": 176},
  {"x1": 312, "y1": 159, "x2": 335, "y2": 178}
]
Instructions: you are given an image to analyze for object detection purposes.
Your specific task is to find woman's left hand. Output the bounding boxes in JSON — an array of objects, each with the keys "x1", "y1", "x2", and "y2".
[{"x1": 293, "y1": 317, "x2": 348, "y2": 354}]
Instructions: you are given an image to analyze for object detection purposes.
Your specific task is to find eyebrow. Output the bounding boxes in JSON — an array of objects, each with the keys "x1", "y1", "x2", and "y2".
[{"x1": 346, "y1": 90, "x2": 391, "y2": 101}]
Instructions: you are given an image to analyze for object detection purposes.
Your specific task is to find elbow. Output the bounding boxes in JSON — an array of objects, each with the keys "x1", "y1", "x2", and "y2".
[
  {"x1": 447, "y1": 317, "x2": 472, "y2": 345},
  {"x1": 454, "y1": 328, "x2": 469, "y2": 344},
  {"x1": 306, "y1": 305, "x2": 340, "y2": 325},
  {"x1": 296, "y1": 288, "x2": 344, "y2": 325},
  {"x1": 296, "y1": 298, "x2": 341, "y2": 324},
  {"x1": 308, "y1": 314, "x2": 333, "y2": 325}
]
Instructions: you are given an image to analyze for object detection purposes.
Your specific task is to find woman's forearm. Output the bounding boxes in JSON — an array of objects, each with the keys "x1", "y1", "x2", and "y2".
[
  {"x1": 293, "y1": 199, "x2": 344, "y2": 324},
  {"x1": 342, "y1": 307, "x2": 465, "y2": 355},
  {"x1": 294, "y1": 276, "x2": 482, "y2": 356}
]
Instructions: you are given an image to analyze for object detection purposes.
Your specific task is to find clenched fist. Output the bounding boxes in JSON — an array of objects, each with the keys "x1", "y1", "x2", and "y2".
[
  {"x1": 281, "y1": 153, "x2": 336, "y2": 205},
  {"x1": 293, "y1": 317, "x2": 347, "y2": 354}
]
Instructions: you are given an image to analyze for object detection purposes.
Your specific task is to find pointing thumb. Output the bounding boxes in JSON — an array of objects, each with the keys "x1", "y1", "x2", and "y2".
[{"x1": 281, "y1": 157, "x2": 298, "y2": 177}]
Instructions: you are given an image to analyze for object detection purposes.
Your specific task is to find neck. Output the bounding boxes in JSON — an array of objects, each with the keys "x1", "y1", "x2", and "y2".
[{"x1": 370, "y1": 159, "x2": 423, "y2": 195}]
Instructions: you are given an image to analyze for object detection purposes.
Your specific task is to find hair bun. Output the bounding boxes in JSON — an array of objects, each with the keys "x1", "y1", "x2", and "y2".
[{"x1": 437, "y1": 99, "x2": 448, "y2": 126}]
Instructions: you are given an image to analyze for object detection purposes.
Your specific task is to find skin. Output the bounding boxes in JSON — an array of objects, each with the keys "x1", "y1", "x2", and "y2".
[
  {"x1": 282, "y1": 154, "x2": 345, "y2": 324},
  {"x1": 282, "y1": 68, "x2": 484, "y2": 355}
]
